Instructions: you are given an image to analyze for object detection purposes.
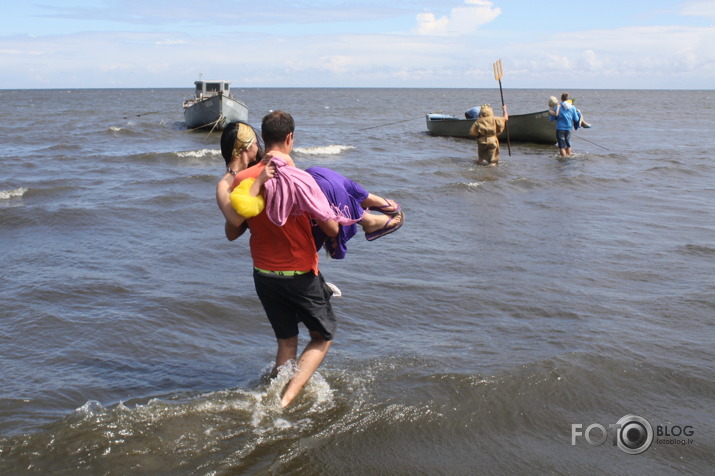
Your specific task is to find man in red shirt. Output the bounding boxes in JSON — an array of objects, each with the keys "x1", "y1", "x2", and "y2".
[{"x1": 225, "y1": 111, "x2": 339, "y2": 408}]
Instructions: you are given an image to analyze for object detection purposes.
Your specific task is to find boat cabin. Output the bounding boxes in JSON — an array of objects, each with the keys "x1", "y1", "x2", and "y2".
[{"x1": 193, "y1": 80, "x2": 232, "y2": 99}]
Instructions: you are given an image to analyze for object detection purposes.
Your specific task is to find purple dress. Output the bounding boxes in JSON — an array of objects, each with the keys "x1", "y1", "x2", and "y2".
[{"x1": 305, "y1": 166, "x2": 369, "y2": 259}]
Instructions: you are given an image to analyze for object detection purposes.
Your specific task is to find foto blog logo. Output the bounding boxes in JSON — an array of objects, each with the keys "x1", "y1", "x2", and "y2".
[
  {"x1": 571, "y1": 415, "x2": 653, "y2": 455},
  {"x1": 571, "y1": 414, "x2": 695, "y2": 455}
]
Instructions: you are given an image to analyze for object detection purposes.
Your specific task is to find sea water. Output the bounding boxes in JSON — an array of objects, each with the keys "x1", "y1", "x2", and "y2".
[{"x1": 1, "y1": 88, "x2": 714, "y2": 474}]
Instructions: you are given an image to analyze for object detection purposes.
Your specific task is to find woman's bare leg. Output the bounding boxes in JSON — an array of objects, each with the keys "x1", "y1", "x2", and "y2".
[
  {"x1": 360, "y1": 194, "x2": 400, "y2": 214},
  {"x1": 359, "y1": 211, "x2": 403, "y2": 234}
]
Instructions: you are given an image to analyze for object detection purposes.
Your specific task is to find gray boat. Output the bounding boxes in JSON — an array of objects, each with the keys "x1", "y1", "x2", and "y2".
[
  {"x1": 426, "y1": 110, "x2": 556, "y2": 144},
  {"x1": 183, "y1": 80, "x2": 248, "y2": 130}
]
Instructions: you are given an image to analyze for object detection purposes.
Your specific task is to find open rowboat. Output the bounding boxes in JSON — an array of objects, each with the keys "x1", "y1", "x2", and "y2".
[{"x1": 426, "y1": 110, "x2": 555, "y2": 144}]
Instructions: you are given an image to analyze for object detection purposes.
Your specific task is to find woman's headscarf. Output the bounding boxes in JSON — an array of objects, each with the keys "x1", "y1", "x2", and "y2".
[{"x1": 232, "y1": 123, "x2": 256, "y2": 160}]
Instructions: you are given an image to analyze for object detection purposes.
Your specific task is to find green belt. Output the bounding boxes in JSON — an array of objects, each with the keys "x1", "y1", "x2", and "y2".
[{"x1": 254, "y1": 267, "x2": 309, "y2": 276}]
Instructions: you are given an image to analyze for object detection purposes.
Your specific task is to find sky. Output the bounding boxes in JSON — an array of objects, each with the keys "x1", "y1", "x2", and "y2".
[{"x1": 1, "y1": 0, "x2": 714, "y2": 89}]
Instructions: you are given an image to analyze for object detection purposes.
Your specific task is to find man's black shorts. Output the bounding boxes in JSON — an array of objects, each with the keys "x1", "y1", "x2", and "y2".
[{"x1": 253, "y1": 270, "x2": 336, "y2": 340}]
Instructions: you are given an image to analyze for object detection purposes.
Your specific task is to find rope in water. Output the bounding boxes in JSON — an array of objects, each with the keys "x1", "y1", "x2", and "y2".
[
  {"x1": 181, "y1": 115, "x2": 225, "y2": 133},
  {"x1": 358, "y1": 117, "x2": 422, "y2": 131},
  {"x1": 575, "y1": 134, "x2": 610, "y2": 151}
]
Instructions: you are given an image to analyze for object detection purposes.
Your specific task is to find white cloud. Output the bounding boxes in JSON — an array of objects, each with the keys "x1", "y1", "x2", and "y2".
[
  {"x1": 501, "y1": 24, "x2": 715, "y2": 88},
  {"x1": 581, "y1": 50, "x2": 603, "y2": 71},
  {"x1": 675, "y1": 47, "x2": 698, "y2": 70},
  {"x1": 680, "y1": 1, "x2": 715, "y2": 19},
  {"x1": 154, "y1": 39, "x2": 188, "y2": 46},
  {"x1": 1, "y1": 2, "x2": 715, "y2": 89},
  {"x1": 0, "y1": 48, "x2": 44, "y2": 56},
  {"x1": 415, "y1": 0, "x2": 501, "y2": 36},
  {"x1": 321, "y1": 55, "x2": 353, "y2": 74}
]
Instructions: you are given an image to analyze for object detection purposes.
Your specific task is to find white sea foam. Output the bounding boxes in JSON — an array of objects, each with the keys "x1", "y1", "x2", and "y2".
[
  {"x1": 0, "y1": 187, "x2": 27, "y2": 200},
  {"x1": 75, "y1": 400, "x2": 104, "y2": 416},
  {"x1": 294, "y1": 145, "x2": 355, "y2": 156},
  {"x1": 176, "y1": 148, "x2": 221, "y2": 159},
  {"x1": 67, "y1": 362, "x2": 334, "y2": 440}
]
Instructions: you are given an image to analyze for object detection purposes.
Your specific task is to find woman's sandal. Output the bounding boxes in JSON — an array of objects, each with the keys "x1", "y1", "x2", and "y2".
[
  {"x1": 365, "y1": 211, "x2": 404, "y2": 241},
  {"x1": 368, "y1": 199, "x2": 401, "y2": 216}
]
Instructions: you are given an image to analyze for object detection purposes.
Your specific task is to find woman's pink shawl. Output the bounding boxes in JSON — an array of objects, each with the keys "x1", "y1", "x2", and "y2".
[{"x1": 263, "y1": 157, "x2": 360, "y2": 227}]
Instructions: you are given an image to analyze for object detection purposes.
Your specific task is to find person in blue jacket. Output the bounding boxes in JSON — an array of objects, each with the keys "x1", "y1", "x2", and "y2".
[{"x1": 549, "y1": 92, "x2": 582, "y2": 157}]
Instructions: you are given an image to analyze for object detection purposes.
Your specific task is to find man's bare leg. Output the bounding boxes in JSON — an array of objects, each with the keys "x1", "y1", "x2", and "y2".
[
  {"x1": 280, "y1": 330, "x2": 332, "y2": 408},
  {"x1": 272, "y1": 336, "x2": 298, "y2": 378}
]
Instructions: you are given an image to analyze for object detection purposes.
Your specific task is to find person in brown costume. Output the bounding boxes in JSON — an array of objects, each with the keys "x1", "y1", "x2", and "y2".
[{"x1": 468, "y1": 104, "x2": 508, "y2": 166}]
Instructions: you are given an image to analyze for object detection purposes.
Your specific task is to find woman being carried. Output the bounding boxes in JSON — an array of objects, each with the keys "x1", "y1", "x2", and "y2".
[
  {"x1": 217, "y1": 121, "x2": 404, "y2": 259},
  {"x1": 549, "y1": 93, "x2": 591, "y2": 129}
]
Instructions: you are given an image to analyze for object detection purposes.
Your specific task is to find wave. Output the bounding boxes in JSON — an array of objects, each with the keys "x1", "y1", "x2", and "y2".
[
  {"x1": 680, "y1": 244, "x2": 715, "y2": 256},
  {"x1": 106, "y1": 126, "x2": 139, "y2": 135},
  {"x1": 294, "y1": 145, "x2": 355, "y2": 156},
  {"x1": 176, "y1": 148, "x2": 222, "y2": 159},
  {"x1": 0, "y1": 363, "x2": 337, "y2": 473},
  {"x1": 116, "y1": 148, "x2": 222, "y2": 164},
  {"x1": 2, "y1": 350, "x2": 712, "y2": 474},
  {"x1": 0, "y1": 187, "x2": 27, "y2": 200},
  {"x1": 38, "y1": 143, "x2": 82, "y2": 153}
]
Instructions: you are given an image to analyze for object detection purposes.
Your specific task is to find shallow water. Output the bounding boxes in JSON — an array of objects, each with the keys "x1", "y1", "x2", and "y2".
[{"x1": 1, "y1": 87, "x2": 714, "y2": 474}]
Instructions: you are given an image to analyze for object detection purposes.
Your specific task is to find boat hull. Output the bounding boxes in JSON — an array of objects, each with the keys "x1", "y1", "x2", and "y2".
[
  {"x1": 183, "y1": 94, "x2": 248, "y2": 130},
  {"x1": 426, "y1": 110, "x2": 556, "y2": 145}
]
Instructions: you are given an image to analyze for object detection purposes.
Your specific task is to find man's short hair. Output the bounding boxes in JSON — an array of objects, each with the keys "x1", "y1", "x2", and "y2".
[{"x1": 261, "y1": 111, "x2": 295, "y2": 148}]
